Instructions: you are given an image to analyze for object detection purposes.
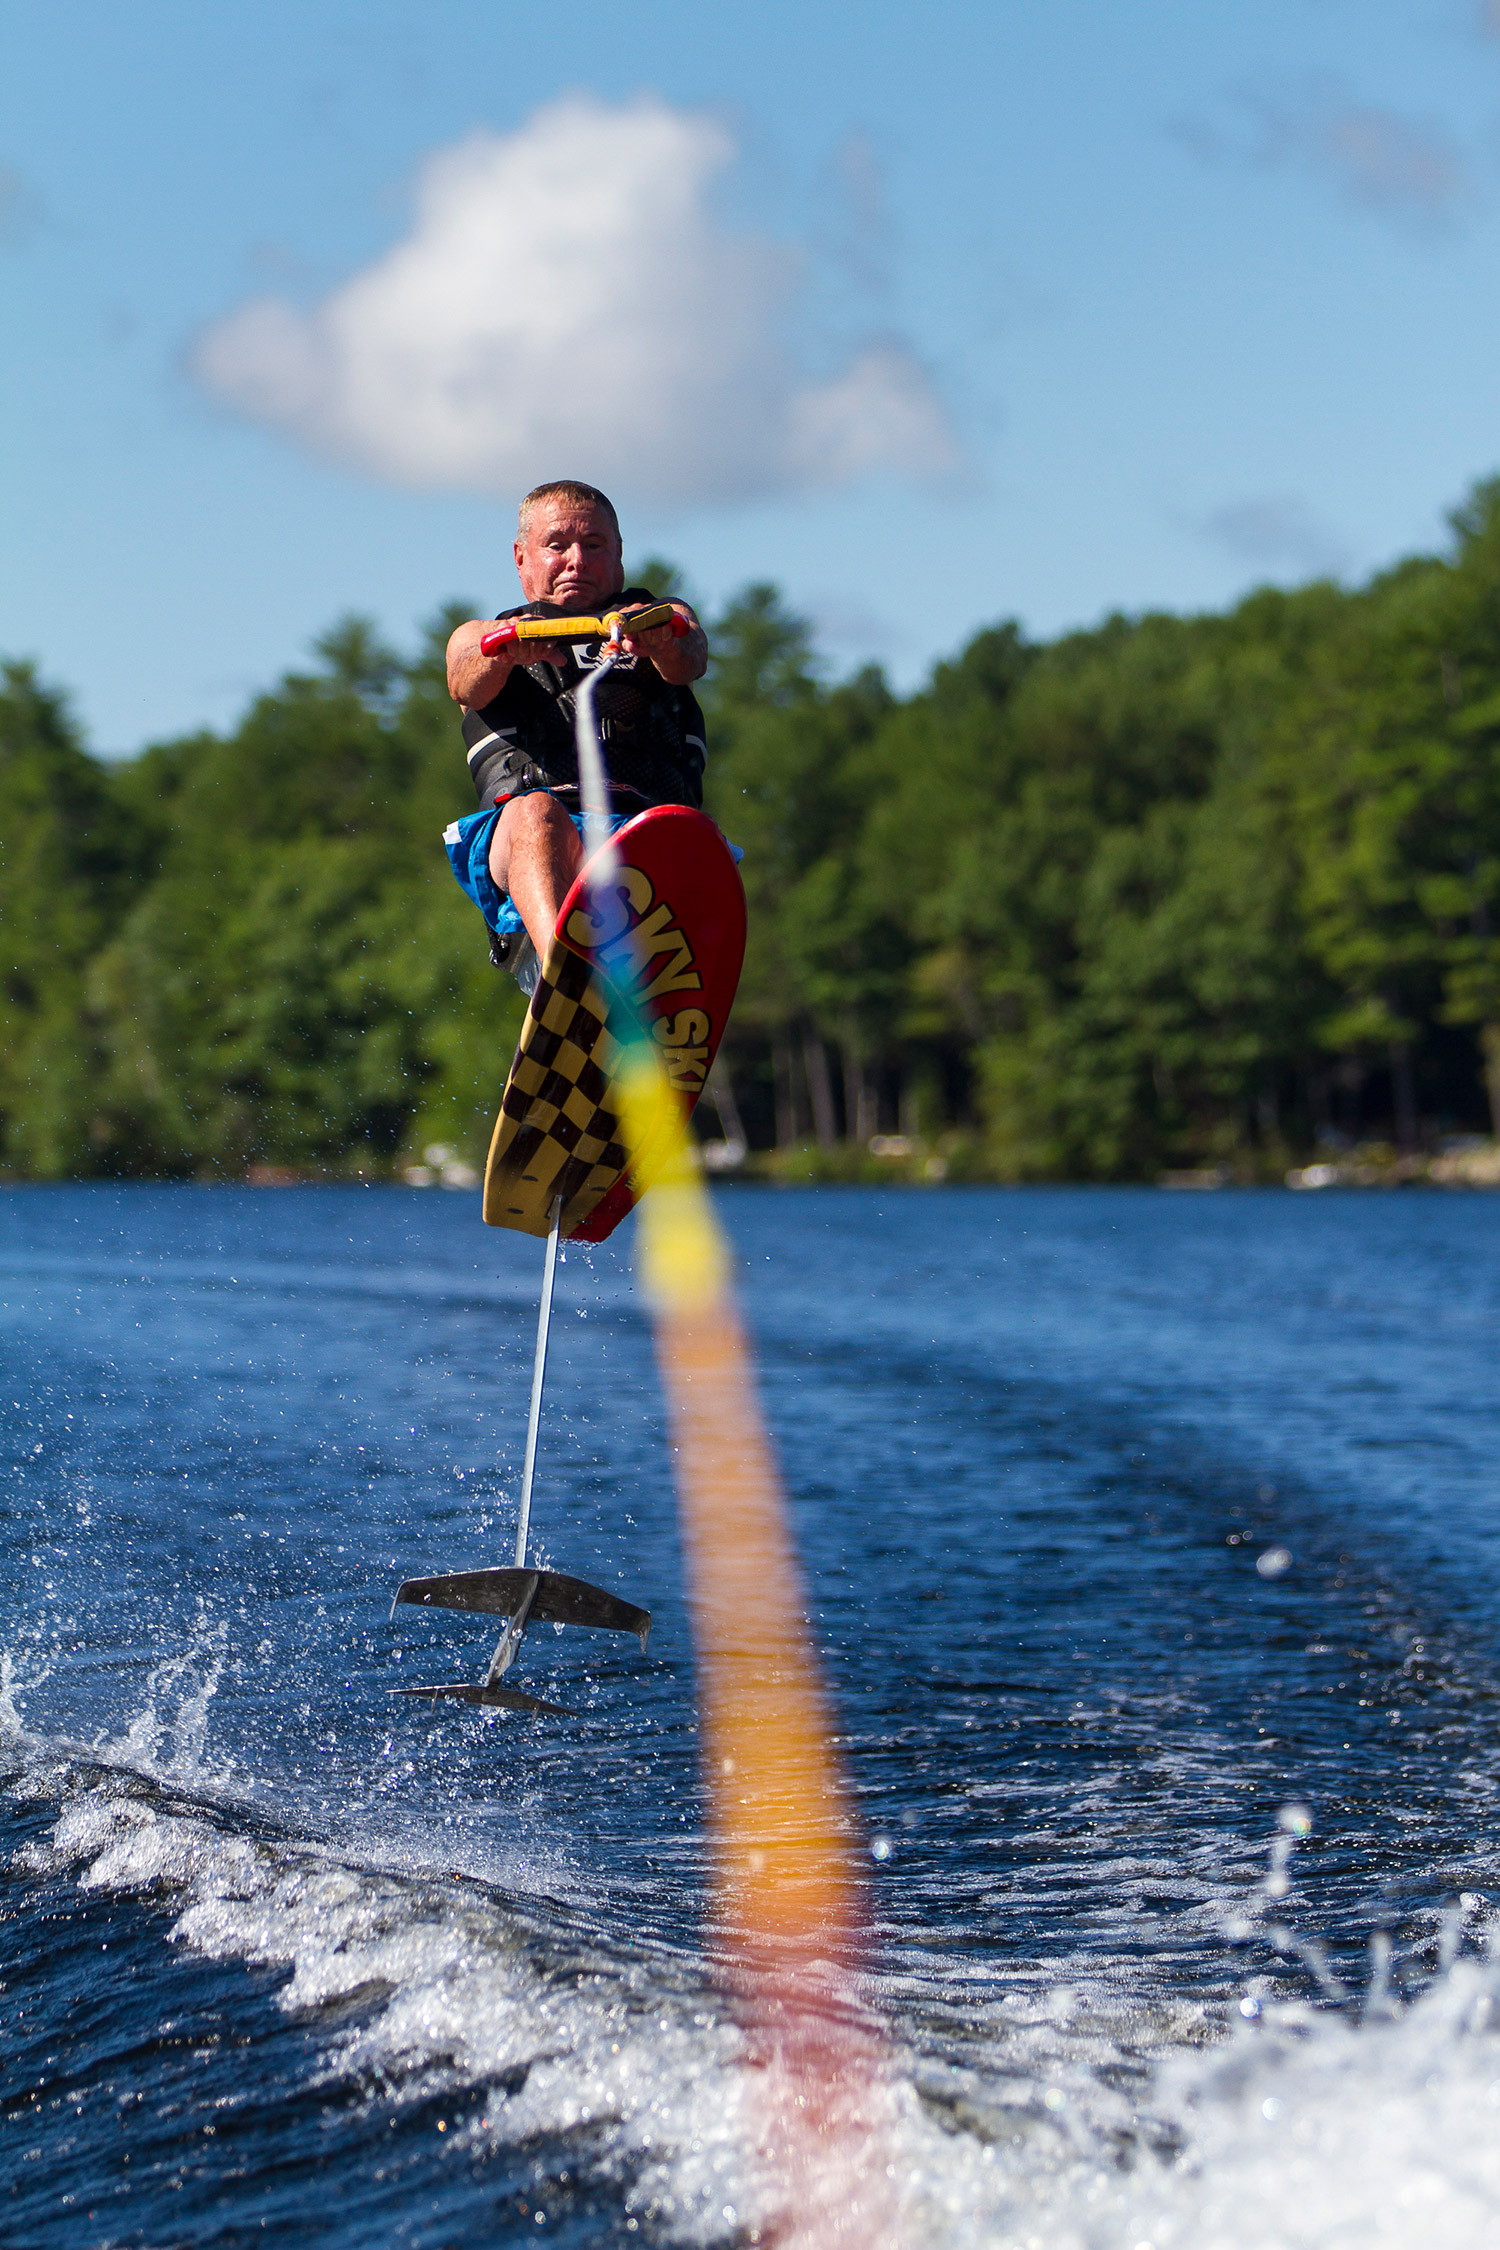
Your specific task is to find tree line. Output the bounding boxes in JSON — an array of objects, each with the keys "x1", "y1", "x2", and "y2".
[{"x1": 5, "y1": 481, "x2": 1500, "y2": 1184}]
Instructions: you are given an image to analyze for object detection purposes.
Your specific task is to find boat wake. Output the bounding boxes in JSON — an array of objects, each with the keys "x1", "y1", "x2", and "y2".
[
  {"x1": 8, "y1": 1184, "x2": 1500, "y2": 2244},
  {"x1": 7, "y1": 1665, "x2": 1500, "y2": 2249}
]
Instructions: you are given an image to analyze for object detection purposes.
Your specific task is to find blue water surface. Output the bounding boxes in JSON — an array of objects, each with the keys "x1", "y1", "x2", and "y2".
[{"x1": 3, "y1": 1183, "x2": 1500, "y2": 2249}]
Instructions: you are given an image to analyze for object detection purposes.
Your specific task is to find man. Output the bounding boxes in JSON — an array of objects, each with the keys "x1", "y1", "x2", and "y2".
[{"x1": 444, "y1": 480, "x2": 709, "y2": 984}]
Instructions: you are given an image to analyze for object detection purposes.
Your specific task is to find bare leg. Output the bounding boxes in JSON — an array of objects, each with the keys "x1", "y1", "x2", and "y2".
[{"x1": 488, "y1": 794, "x2": 586, "y2": 958}]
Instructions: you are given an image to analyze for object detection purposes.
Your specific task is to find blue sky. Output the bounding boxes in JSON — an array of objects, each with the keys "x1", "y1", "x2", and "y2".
[{"x1": 6, "y1": 0, "x2": 1500, "y2": 752}]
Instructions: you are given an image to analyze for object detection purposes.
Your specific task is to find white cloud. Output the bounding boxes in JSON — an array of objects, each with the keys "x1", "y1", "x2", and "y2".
[
  {"x1": 816, "y1": 129, "x2": 893, "y2": 296},
  {"x1": 193, "y1": 94, "x2": 955, "y2": 507},
  {"x1": 1173, "y1": 78, "x2": 1471, "y2": 233},
  {"x1": 1197, "y1": 495, "x2": 1350, "y2": 578},
  {"x1": 1302, "y1": 102, "x2": 1468, "y2": 224},
  {"x1": 0, "y1": 164, "x2": 43, "y2": 248}
]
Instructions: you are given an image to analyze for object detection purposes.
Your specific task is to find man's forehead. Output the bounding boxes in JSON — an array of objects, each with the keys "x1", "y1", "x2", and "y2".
[{"x1": 522, "y1": 500, "x2": 619, "y2": 544}]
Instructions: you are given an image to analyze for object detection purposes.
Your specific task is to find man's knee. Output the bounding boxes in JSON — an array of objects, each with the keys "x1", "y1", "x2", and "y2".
[{"x1": 488, "y1": 790, "x2": 576, "y2": 884}]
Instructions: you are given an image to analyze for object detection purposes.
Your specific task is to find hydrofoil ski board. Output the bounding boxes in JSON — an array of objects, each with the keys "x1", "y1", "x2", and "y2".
[
  {"x1": 390, "y1": 648, "x2": 744, "y2": 1717},
  {"x1": 483, "y1": 804, "x2": 746, "y2": 1244}
]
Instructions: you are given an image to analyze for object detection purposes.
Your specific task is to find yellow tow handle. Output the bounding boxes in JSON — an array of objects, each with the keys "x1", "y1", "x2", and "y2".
[{"x1": 480, "y1": 602, "x2": 683, "y2": 655}]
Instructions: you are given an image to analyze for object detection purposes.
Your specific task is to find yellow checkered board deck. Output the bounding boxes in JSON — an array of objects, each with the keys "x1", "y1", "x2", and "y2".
[{"x1": 482, "y1": 938, "x2": 630, "y2": 1237}]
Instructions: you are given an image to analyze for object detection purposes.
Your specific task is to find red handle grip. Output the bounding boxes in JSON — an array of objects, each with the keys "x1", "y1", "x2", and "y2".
[{"x1": 479, "y1": 621, "x2": 520, "y2": 656}]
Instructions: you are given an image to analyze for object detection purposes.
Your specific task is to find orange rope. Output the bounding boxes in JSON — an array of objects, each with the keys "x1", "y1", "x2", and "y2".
[
  {"x1": 626, "y1": 1106, "x2": 904, "y2": 2247},
  {"x1": 569, "y1": 652, "x2": 904, "y2": 2239}
]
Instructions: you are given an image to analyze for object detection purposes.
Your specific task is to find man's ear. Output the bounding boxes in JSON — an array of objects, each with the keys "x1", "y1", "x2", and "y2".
[{"x1": 513, "y1": 537, "x2": 526, "y2": 576}]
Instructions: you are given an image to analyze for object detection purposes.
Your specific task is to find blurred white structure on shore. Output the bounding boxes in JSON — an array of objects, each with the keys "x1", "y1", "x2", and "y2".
[{"x1": 402, "y1": 1143, "x2": 479, "y2": 1189}]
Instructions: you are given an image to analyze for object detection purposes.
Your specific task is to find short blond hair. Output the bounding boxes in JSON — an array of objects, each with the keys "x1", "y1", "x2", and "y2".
[{"x1": 517, "y1": 480, "x2": 620, "y2": 540}]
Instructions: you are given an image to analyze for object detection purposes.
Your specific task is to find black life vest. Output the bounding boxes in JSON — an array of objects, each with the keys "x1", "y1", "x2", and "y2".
[{"x1": 461, "y1": 587, "x2": 707, "y2": 814}]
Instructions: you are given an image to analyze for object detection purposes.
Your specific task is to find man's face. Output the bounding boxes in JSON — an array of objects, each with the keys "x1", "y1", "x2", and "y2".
[{"x1": 513, "y1": 499, "x2": 624, "y2": 612}]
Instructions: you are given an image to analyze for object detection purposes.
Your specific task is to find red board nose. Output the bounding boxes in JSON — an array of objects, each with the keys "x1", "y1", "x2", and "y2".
[{"x1": 558, "y1": 806, "x2": 746, "y2": 1244}]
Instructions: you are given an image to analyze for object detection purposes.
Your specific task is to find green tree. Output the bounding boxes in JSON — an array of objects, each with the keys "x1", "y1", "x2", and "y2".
[
  {"x1": 0, "y1": 663, "x2": 149, "y2": 1174},
  {"x1": 7, "y1": 478, "x2": 1500, "y2": 1183}
]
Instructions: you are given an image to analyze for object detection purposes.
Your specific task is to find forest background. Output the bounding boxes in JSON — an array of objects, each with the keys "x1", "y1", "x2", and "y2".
[{"x1": 6, "y1": 477, "x2": 1500, "y2": 1188}]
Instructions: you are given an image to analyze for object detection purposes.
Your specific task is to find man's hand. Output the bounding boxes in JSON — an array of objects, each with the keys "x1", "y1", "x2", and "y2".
[{"x1": 616, "y1": 601, "x2": 708, "y2": 687}]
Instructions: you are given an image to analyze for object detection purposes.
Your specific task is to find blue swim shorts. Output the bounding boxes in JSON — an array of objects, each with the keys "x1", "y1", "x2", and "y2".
[
  {"x1": 443, "y1": 804, "x2": 743, "y2": 939},
  {"x1": 442, "y1": 806, "x2": 635, "y2": 939}
]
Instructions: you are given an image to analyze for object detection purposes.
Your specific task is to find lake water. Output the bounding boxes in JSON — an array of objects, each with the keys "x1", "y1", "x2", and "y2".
[{"x1": 4, "y1": 1182, "x2": 1500, "y2": 2248}]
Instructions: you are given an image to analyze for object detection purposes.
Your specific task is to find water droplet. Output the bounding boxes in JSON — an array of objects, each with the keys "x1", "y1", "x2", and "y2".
[
  {"x1": 1256, "y1": 1545, "x2": 1293, "y2": 1579},
  {"x1": 871, "y1": 1835, "x2": 892, "y2": 1861}
]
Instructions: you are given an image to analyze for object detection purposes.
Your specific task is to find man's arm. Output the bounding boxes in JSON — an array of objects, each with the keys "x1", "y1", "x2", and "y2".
[{"x1": 447, "y1": 618, "x2": 523, "y2": 710}]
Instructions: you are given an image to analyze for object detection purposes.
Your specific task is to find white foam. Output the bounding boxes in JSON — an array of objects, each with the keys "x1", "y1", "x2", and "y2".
[
  {"x1": 1133, "y1": 1973, "x2": 1500, "y2": 2249},
  {"x1": 26, "y1": 1776, "x2": 764, "y2": 2237},
  {"x1": 108, "y1": 1611, "x2": 229, "y2": 1781},
  {"x1": 0, "y1": 1651, "x2": 27, "y2": 1740},
  {"x1": 21, "y1": 1769, "x2": 1500, "y2": 2247}
]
